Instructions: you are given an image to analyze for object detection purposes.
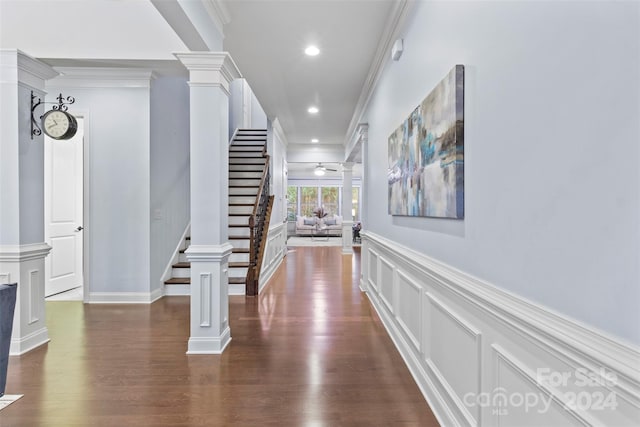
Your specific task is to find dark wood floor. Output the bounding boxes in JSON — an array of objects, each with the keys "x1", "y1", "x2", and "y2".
[{"x1": 3, "y1": 246, "x2": 439, "y2": 426}]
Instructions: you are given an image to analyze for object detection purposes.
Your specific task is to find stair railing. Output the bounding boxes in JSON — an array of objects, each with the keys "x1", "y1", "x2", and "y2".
[{"x1": 246, "y1": 152, "x2": 270, "y2": 296}]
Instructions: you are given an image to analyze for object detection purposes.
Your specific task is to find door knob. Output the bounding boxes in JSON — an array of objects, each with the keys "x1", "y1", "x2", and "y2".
[{"x1": 75, "y1": 226, "x2": 84, "y2": 232}]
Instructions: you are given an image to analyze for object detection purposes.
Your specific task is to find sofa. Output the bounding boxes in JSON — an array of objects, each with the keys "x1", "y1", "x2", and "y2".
[{"x1": 295, "y1": 215, "x2": 343, "y2": 236}]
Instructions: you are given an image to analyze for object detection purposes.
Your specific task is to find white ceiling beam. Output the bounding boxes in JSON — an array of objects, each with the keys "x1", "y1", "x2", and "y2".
[{"x1": 151, "y1": 0, "x2": 225, "y2": 51}]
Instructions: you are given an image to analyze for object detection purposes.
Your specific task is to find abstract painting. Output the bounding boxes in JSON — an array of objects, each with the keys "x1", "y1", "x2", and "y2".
[{"x1": 388, "y1": 65, "x2": 464, "y2": 218}]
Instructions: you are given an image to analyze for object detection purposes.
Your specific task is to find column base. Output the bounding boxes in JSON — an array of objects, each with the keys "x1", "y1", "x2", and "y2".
[
  {"x1": 10, "y1": 327, "x2": 49, "y2": 355},
  {"x1": 342, "y1": 221, "x2": 354, "y2": 254},
  {"x1": 186, "y1": 326, "x2": 231, "y2": 354}
]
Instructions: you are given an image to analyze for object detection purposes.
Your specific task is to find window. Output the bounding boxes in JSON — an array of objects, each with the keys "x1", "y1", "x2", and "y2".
[
  {"x1": 321, "y1": 187, "x2": 339, "y2": 216},
  {"x1": 288, "y1": 184, "x2": 361, "y2": 219},
  {"x1": 287, "y1": 186, "x2": 298, "y2": 221},
  {"x1": 300, "y1": 187, "x2": 318, "y2": 217}
]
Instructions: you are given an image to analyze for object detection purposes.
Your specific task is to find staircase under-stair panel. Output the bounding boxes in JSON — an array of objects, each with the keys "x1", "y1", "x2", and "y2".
[{"x1": 164, "y1": 129, "x2": 268, "y2": 296}]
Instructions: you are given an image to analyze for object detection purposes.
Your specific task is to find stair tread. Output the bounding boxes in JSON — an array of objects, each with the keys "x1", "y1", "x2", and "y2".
[
  {"x1": 229, "y1": 235, "x2": 250, "y2": 239},
  {"x1": 164, "y1": 277, "x2": 190, "y2": 285},
  {"x1": 229, "y1": 203, "x2": 255, "y2": 206},
  {"x1": 229, "y1": 224, "x2": 250, "y2": 228},
  {"x1": 228, "y1": 277, "x2": 246, "y2": 285},
  {"x1": 232, "y1": 248, "x2": 250, "y2": 253},
  {"x1": 172, "y1": 262, "x2": 190, "y2": 268}
]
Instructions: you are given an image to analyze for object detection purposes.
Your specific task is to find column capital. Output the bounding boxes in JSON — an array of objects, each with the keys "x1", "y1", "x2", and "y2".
[
  {"x1": 174, "y1": 52, "x2": 242, "y2": 95},
  {"x1": 342, "y1": 162, "x2": 354, "y2": 172}
]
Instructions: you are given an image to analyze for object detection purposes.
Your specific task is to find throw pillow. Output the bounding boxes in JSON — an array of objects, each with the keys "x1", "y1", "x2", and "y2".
[
  {"x1": 303, "y1": 218, "x2": 315, "y2": 226},
  {"x1": 324, "y1": 218, "x2": 336, "y2": 226}
]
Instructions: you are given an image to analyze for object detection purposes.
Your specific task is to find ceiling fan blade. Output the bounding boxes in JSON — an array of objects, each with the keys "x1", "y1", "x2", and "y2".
[{"x1": 326, "y1": 168, "x2": 338, "y2": 171}]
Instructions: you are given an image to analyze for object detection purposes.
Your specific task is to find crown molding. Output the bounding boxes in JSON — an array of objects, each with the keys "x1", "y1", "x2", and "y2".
[
  {"x1": 203, "y1": 0, "x2": 231, "y2": 37},
  {"x1": 46, "y1": 67, "x2": 156, "y2": 89},
  {"x1": 0, "y1": 49, "x2": 58, "y2": 90},
  {"x1": 344, "y1": 0, "x2": 414, "y2": 145},
  {"x1": 345, "y1": 123, "x2": 368, "y2": 163}
]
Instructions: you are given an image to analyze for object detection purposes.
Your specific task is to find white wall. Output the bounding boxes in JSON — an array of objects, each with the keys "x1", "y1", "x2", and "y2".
[
  {"x1": 362, "y1": 1, "x2": 639, "y2": 345},
  {"x1": 150, "y1": 77, "x2": 190, "y2": 295},
  {"x1": 46, "y1": 74, "x2": 152, "y2": 296},
  {"x1": 0, "y1": 0, "x2": 186, "y2": 59},
  {"x1": 269, "y1": 119, "x2": 288, "y2": 226},
  {"x1": 229, "y1": 79, "x2": 268, "y2": 137}
]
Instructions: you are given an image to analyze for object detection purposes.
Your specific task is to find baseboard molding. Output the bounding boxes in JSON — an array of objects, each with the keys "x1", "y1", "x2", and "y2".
[
  {"x1": 10, "y1": 327, "x2": 49, "y2": 355},
  {"x1": 87, "y1": 288, "x2": 163, "y2": 304},
  {"x1": 361, "y1": 232, "x2": 640, "y2": 426},
  {"x1": 187, "y1": 327, "x2": 231, "y2": 354}
]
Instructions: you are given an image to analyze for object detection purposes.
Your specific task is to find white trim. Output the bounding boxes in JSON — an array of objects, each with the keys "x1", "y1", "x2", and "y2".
[
  {"x1": 47, "y1": 67, "x2": 155, "y2": 88},
  {"x1": 258, "y1": 222, "x2": 287, "y2": 293},
  {"x1": 10, "y1": 327, "x2": 49, "y2": 356},
  {"x1": 344, "y1": 1, "x2": 414, "y2": 144},
  {"x1": 160, "y1": 223, "x2": 191, "y2": 292},
  {"x1": 164, "y1": 284, "x2": 190, "y2": 296},
  {"x1": 174, "y1": 52, "x2": 242, "y2": 95},
  {"x1": 202, "y1": 0, "x2": 231, "y2": 37},
  {"x1": 0, "y1": 243, "x2": 51, "y2": 262},
  {"x1": 362, "y1": 232, "x2": 640, "y2": 426},
  {"x1": 185, "y1": 243, "x2": 233, "y2": 262},
  {"x1": 229, "y1": 284, "x2": 245, "y2": 296},
  {"x1": 186, "y1": 327, "x2": 231, "y2": 354},
  {"x1": 87, "y1": 288, "x2": 163, "y2": 304},
  {"x1": 0, "y1": 49, "x2": 58, "y2": 89}
]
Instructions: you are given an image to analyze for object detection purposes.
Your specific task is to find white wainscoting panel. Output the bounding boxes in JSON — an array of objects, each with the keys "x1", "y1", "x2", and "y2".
[
  {"x1": 28, "y1": 269, "x2": 41, "y2": 324},
  {"x1": 259, "y1": 222, "x2": 287, "y2": 293},
  {"x1": 361, "y1": 232, "x2": 640, "y2": 427},
  {"x1": 368, "y1": 249, "x2": 379, "y2": 292},
  {"x1": 426, "y1": 292, "x2": 482, "y2": 425},
  {"x1": 396, "y1": 270, "x2": 422, "y2": 352},
  {"x1": 379, "y1": 256, "x2": 394, "y2": 313}
]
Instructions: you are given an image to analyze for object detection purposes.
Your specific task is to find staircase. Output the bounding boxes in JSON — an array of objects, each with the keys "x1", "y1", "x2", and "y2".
[{"x1": 164, "y1": 129, "x2": 271, "y2": 296}]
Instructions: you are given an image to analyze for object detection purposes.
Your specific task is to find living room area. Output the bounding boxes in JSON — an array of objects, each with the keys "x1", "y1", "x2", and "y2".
[{"x1": 286, "y1": 162, "x2": 362, "y2": 247}]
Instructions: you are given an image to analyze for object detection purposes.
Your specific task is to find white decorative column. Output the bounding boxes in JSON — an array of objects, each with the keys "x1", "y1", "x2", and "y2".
[
  {"x1": 0, "y1": 50, "x2": 57, "y2": 354},
  {"x1": 175, "y1": 52, "x2": 241, "y2": 354},
  {"x1": 341, "y1": 162, "x2": 354, "y2": 254}
]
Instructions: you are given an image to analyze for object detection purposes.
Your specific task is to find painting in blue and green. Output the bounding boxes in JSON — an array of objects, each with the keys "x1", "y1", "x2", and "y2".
[{"x1": 388, "y1": 65, "x2": 464, "y2": 218}]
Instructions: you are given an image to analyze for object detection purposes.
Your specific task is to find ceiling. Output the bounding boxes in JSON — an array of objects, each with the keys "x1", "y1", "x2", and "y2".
[{"x1": 221, "y1": 0, "x2": 397, "y2": 148}]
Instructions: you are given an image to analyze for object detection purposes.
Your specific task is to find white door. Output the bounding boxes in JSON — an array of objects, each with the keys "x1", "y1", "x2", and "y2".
[{"x1": 44, "y1": 118, "x2": 84, "y2": 297}]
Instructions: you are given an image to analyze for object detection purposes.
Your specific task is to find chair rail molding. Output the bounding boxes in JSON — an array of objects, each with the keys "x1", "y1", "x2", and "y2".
[{"x1": 361, "y1": 231, "x2": 640, "y2": 426}]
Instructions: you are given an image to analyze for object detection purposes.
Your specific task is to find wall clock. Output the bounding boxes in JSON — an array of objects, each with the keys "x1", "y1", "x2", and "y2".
[{"x1": 41, "y1": 109, "x2": 78, "y2": 140}]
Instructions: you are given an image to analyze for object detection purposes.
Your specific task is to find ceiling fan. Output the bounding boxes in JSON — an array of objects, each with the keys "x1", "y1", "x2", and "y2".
[{"x1": 314, "y1": 163, "x2": 337, "y2": 176}]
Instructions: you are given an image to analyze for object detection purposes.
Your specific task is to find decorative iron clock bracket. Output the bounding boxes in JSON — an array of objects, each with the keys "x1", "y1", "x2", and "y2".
[{"x1": 30, "y1": 91, "x2": 76, "y2": 139}]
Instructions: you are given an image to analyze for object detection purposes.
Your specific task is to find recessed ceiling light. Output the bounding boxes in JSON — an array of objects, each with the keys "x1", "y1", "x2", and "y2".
[
  {"x1": 305, "y1": 46, "x2": 320, "y2": 56},
  {"x1": 311, "y1": 138, "x2": 319, "y2": 143},
  {"x1": 308, "y1": 106, "x2": 319, "y2": 114}
]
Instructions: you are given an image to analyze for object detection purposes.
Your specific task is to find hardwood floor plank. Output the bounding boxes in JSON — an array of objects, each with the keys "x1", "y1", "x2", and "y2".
[{"x1": 2, "y1": 246, "x2": 438, "y2": 426}]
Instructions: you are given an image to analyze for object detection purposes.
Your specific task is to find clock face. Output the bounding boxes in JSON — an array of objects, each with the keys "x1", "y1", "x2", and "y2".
[{"x1": 42, "y1": 110, "x2": 77, "y2": 140}]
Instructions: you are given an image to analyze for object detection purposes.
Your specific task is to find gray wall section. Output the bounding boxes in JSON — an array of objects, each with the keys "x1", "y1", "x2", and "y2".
[
  {"x1": 363, "y1": 1, "x2": 640, "y2": 344},
  {"x1": 45, "y1": 86, "x2": 152, "y2": 293},
  {"x1": 150, "y1": 77, "x2": 190, "y2": 294}
]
